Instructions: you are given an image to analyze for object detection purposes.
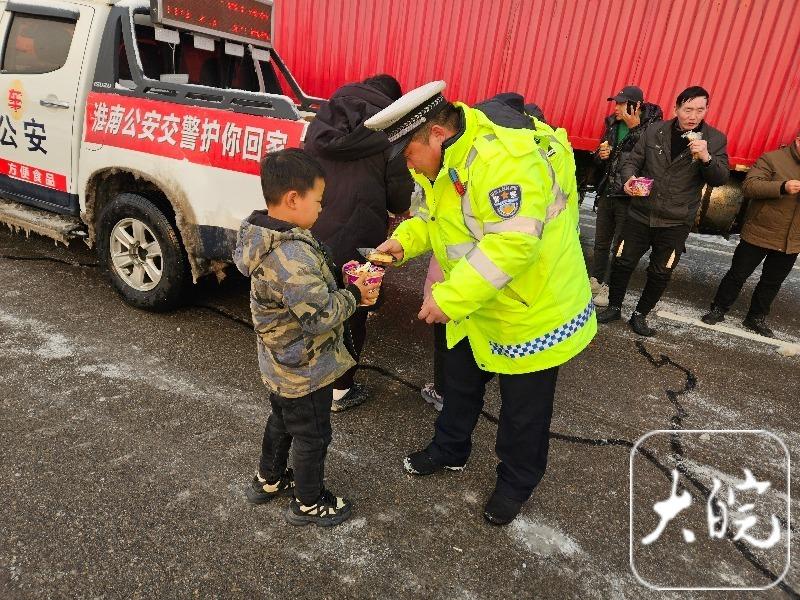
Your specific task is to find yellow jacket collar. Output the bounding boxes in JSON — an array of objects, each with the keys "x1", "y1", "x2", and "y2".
[{"x1": 440, "y1": 103, "x2": 479, "y2": 174}]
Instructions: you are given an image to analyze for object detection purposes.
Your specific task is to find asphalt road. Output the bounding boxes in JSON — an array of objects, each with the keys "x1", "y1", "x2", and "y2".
[{"x1": 1, "y1": 205, "x2": 798, "y2": 600}]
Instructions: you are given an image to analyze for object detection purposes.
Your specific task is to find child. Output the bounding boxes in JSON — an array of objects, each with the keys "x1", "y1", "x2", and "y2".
[{"x1": 234, "y1": 148, "x2": 378, "y2": 527}]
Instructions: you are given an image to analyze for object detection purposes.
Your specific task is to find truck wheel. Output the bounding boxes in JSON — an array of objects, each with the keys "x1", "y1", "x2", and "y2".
[{"x1": 96, "y1": 193, "x2": 189, "y2": 311}]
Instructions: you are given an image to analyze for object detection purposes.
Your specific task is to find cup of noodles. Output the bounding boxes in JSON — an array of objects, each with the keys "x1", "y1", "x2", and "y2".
[
  {"x1": 629, "y1": 177, "x2": 654, "y2": 196},
  {"x1": 342, "y1": 261, "x2": 385, "y2": 305}
]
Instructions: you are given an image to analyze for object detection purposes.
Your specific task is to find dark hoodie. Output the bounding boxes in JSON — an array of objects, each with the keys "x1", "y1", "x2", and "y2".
[
  {"x1": 473, "y1": 92, "x2": 547, "y2": 129},
  {"x1": 305, "y1": 82, "x2": 414, "y2": 267}
]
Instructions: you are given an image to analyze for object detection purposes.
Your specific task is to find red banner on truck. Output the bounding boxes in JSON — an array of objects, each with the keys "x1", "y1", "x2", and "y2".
[
  {"x1": 84, "y1": 92, "x2": 307, "y2": 175},
  {"x1": 0, "y1": 158, "x2": 67, "y2": 192}
]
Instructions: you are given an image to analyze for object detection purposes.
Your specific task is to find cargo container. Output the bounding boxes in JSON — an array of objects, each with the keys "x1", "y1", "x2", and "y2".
[{"x1": 274, "y1": 0, "x2": 800, "y2": 233}]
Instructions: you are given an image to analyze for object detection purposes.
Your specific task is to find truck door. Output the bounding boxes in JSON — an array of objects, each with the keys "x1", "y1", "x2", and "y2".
[{"x1": 0, "y1": 1, "x2": 93, "y2": 216}]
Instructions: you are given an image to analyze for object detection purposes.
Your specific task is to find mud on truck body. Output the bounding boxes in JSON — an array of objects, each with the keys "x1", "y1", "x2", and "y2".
[{"x1": 0, "y1": 0, "x2": 320, "y2": 310}]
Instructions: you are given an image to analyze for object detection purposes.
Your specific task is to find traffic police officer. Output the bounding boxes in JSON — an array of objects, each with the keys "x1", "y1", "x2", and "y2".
[{"x1": 367, "y1": 81, "x2": 596, "y2": 525}]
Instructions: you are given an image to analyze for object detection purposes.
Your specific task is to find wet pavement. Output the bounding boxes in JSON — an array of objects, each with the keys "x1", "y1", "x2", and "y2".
[{"x1": 1, "y1": 203, "x2": 798, "y2": 599}]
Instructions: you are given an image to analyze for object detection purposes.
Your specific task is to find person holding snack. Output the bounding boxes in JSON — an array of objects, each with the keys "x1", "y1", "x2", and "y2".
[
  {"x1": 366, "y1": 81, "x2": 596, "y2": 526},
  {"x1": 590, "y1": 86, "x2": 663, "y2": 307},
  {"x1": 234, "y1": 148, "x2": 379, "y2": 527},
  {"x1": 596, "y1": 86, "x2": 729, "y2": 336},
  {"x1": 305, "y1": 74, "x2": 414, "y2": 412},
  {"x1": 701, "y1": 132, "x2": 800, "y2": 338}
]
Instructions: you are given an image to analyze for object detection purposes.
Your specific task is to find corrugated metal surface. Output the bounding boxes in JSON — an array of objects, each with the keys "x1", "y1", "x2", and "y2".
[{"x1": 274, "y1": 0, "x2": 800, "y2": 166}]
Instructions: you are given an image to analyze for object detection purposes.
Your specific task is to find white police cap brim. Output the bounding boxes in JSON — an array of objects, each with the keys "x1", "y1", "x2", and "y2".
[{"x1": 365, "y1": 80, "x2": 447, "y2": 158}]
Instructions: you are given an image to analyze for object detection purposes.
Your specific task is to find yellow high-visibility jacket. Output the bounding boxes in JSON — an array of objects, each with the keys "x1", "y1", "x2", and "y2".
[{"x1": 392, "y1": 104, "x2": 595, "y2": 373}]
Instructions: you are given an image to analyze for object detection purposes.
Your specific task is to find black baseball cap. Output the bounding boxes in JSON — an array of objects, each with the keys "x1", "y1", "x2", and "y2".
[{"x1": 607, "y1": 86, "x2": 644, "y2": 103}]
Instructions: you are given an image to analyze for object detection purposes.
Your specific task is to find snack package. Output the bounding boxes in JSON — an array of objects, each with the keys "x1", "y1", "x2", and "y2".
[
  {"x1": 683, "y1": 131, "x2": 703, "y2": 142},
  {"x1": 682, "y1": 131, "x2": 703, "y2": 161},
  {"x1": 366, "y1": 250, "x2": 395, "y2": 265},
  {"x1": 629, "y1": 177, "x2": 654, "y2": 196}
]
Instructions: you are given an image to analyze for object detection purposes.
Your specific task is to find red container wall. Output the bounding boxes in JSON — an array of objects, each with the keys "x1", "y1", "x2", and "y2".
[{"x1": 273, "y1": 0, "x2": 800, "y2": 167}]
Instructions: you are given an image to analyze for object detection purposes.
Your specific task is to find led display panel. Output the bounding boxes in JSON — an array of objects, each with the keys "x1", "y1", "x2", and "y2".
[{"x1": 150, "y1": 0, "x2": 274, "y2": 47}]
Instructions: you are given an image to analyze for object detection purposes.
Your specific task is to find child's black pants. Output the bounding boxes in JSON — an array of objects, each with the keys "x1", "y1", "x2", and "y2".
[{"x1": 259, "y1": 384, "x2": 333, "y2": 505}]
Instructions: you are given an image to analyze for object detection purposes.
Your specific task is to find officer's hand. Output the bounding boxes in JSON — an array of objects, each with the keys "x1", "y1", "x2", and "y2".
[
  {"x1": 418, "y1": 295, "x2": 450, "y2": 324},
  {"x1": 689, "y1": 139, "x2": 711, "y2": 162},
  {"x1": 375, "y1": 239, "x2": 404, "y2": 264},
  {"x1": 785, "y1": 179, "x2": 800, "y2": 195},
  {"x1": 623, "y1": 176, "x2": 637, "y2": 196},
  {"x1": 597, "y1": 144, "x2": 611, "y2": 160}
]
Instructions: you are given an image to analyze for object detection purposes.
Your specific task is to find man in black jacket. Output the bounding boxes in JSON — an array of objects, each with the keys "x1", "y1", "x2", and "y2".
[
  {"x1": 597, "y1": 86, "x2": 729, "y2": 336},
  {"x1": 590, "y1": 86, "x2": 663, "y2": 307},
  {"x1": 305, "y1": 75, "x2": 414, "y2": 411}
]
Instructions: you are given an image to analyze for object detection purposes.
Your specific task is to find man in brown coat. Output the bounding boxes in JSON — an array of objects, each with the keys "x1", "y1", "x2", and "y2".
[{"x1": 701, "y1": 132, "x2": 800, "y2": 337}]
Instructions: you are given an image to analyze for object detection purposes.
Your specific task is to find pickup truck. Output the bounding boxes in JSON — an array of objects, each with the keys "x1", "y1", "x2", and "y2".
[{"x1": 0, "y1": 0, "x2": 318, "y2": 310}]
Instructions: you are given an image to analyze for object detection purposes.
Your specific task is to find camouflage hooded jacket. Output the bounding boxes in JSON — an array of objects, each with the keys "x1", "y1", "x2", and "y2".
[{"x1": 234, "y1": 211, "x2": 357, "y2": 398}]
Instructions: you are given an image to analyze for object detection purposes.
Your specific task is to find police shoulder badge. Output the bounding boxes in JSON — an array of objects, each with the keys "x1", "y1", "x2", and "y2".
[{"x1": 488, "y1": 184, "x2": 522, "y2": 219}]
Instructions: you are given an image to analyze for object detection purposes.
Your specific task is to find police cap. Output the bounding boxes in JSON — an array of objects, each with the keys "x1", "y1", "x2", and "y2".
[{"x1": 364, "y1": 80, "x2": 447, "y2": 159}]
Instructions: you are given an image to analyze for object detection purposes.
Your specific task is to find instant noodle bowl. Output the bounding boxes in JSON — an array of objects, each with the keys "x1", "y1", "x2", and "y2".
[
  {"x1": 343, "y1": 261, "x2": 385, "y2": 286},
  {"x1": 629, "y1": 177, "x2": 654, "y2": 196},
  {"x1": 343, "y1": 261, "x2": 384, "y2": 307}
]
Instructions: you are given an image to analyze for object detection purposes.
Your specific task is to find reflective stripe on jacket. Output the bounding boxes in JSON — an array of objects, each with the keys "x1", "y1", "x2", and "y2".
[{"x1": 392, "y1": 104, "x2": 596, "y2": 374}]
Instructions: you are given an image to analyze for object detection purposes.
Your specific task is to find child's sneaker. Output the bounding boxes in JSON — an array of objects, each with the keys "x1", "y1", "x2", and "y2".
[
  {"x1": 331, "y1": 383, "x2": 368, "y2": 413},
  {"x1": 245, "y1": 468, "x2": 295, "y2": 504},
  {"x1": 285, "y1": 489, "x2": 352, "y2": 527},
  {"x1": 420, "y1": 383, "x2": 444, "y2": 411}
]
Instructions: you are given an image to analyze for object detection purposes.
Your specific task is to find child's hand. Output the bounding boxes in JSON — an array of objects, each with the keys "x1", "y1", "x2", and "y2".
[{"x1": 354, "y1": 273, "x2": 380, "y2": 306}]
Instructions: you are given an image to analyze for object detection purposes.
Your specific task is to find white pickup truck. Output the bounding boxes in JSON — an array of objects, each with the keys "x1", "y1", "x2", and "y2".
[{"x1": 0, "y1": 0, "x2": 319, "y2": 309}]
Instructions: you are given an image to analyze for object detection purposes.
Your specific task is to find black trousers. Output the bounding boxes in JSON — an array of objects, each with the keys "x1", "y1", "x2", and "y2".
[
  {"x1": 712, "y1": 239, "x2": 798, "y2": 317},
  {"x1": 433, "y1": 323, "x2": 447, "y2": 393},
  {"x1": 258, "y1": 384, "x2": 333, "y2": 505},
  {"x1": 426, "y1": 338, "x2": 559, "y2": 503},
  {"x1": 334, "y1": 308, "x2": 368, "y2": 390},
  {"x1": 608, "y1": 218, "x2": 690, "y2": 315},
  {"x1": 591, "y1": 195, "x2": 630, "y2": 283}
]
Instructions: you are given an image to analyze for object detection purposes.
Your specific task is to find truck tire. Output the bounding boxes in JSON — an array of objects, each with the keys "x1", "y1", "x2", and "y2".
[
  {"x1": 96, "y1": 192, "x2": 189, "y2": 311},
  {"x1": 694, "y1": 178, "x2": 745, "y2": 236}
]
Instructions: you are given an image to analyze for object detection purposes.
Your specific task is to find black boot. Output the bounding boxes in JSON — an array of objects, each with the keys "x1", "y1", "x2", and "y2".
[
  {"x1": 403, "y1": 448, "x2": 465, "y2": 476},
  {"x1": 742, "y1": 314, "x2": 775, "y2": 338},
  {"x1": 483, "y1": 490, "x2": 523, "y2": 526},
  {"x1": 629, "y1": 311, "x2": 656, "y2": 337},
  {"x1": 596, "y1": 306, "x2": 622, "y2": 324},
  {"x1": 700, "y1": 305, "x2": 726, "y2": 325}
]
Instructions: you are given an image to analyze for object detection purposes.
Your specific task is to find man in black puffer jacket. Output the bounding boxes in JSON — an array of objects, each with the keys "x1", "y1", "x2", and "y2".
[
  {"x1": 305, "y1": 74, "x2": 414, "y2": 412},
  {"x1": 590, "y1": 86, "x2": 663, "y2": 307}
]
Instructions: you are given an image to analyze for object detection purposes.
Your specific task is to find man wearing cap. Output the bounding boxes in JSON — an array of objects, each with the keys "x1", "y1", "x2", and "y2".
[
  {"x1": 589, "y1": 86, "x2": 662, "y2": 307},
  {"x1": 597, "y1": 86, "x2": 729, "y2": 336},
  {"x1": 366, "y1": 81, "x2": 596, "y2": 525}
]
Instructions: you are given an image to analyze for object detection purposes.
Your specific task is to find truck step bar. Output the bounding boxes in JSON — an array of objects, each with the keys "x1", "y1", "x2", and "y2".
[{"x1": 0, "y1": 198, "x2": 86, "y2": 245}]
